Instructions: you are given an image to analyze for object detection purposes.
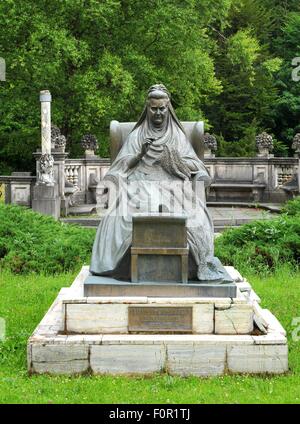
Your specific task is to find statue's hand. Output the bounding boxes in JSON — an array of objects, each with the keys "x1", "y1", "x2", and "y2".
[
  {"x1": 140, "y1": 138, "x2": 154, "y2": 157},
  {"x1": 128, "y1": 139, "x2": 154, "y2": 170},
  {"x1": 140, "y1": 142, "x2": 148, "y2": 157}
]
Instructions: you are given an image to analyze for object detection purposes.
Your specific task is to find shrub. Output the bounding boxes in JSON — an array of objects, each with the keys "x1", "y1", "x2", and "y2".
[
  {"x1": 0, "y1": 204, "x2": 95, "y2": 274},
  {"x1": 215, "y1": 214, "x2": 300, "y2": 274},
  {"x1": 281, "y1": 196, "x2": 300, "y2": 216}
]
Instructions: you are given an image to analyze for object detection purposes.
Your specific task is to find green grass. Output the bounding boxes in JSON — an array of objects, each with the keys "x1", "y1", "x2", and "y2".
[{"x1": 0, "y1": 266, "x2": 299, "y2": 404}]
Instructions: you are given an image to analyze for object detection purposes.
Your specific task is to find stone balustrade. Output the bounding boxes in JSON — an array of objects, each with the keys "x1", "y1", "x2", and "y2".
[
  {"x1": 0, "y1": 155, "x2": 298, "y2": 213},
  {"x1": 62, "y1": 156, "x2": 299, "y2": 205}
]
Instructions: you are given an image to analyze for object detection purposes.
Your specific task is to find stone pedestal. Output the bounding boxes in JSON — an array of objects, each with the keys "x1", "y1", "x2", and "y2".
[
  {"x1": 34, "y1": 149, "x2": 69, "y2": 217},
  {"x1": 32, "y1": 185, "x2": 60, "y2": 219},
  {"x1": 83, "y1": 275, "x2": 237, "y2": 297},
  {"x1": 27, "y1": 266, "x2": 288, "y2": 376}
]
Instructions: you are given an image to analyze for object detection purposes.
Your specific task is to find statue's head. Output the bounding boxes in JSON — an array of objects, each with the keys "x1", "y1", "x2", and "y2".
[
  {"x1": 133, "y1": 83, "x2": 184, "y2": 135},
  {"x1": 147, "y1": 84, "x2": 170, "y2": 128}
]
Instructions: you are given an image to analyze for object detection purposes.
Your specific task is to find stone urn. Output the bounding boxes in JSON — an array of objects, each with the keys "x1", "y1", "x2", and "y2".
[
  {"x1": 292, "y1": 133, "x2": 300, "y2": 158},
  {"x1": 203, "y1": 133, "x2": 217, "y2": 158},
  {"x1": 81, "y1": 134, "x2": 98, "y2": 158},
  {"x1": 256, "y1": 132, "x2": 273, "y2": 157},
  {"x1": 51, "y1": 125, "x2": 66, "y2": 152}
]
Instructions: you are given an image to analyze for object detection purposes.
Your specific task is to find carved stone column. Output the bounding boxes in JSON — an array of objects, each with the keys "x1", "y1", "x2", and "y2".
[{"x1": 32, "y1": 90, "x2": 61, "y2": 219}]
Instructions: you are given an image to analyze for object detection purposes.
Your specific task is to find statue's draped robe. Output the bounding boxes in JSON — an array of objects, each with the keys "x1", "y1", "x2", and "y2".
[{"x1": 90, "y1": 113, "x2": 228, "y2": 281}]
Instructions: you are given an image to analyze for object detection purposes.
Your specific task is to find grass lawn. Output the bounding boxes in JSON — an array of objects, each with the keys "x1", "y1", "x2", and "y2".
[{"x1": 0, "y1": 266, "x2": 299, "y2": 404}]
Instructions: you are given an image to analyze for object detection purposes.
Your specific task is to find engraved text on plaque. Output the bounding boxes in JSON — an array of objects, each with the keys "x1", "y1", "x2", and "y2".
[{"x1": 128, "y1": 306, "x2": 193, "y2": 333}]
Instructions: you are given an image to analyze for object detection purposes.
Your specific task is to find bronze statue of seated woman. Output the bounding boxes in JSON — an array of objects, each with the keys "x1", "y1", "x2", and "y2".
[{"x1": 90, "y1": 84, "x2": 231, "y2": 283}]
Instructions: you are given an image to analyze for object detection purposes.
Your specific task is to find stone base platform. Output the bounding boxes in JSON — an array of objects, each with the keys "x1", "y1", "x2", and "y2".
[
  {"x1": 27, "y1": 266, "x2": 288, "y2": 376},
  {"x1": 84, "y1": 275, "x2": 237, "y2": 298}
]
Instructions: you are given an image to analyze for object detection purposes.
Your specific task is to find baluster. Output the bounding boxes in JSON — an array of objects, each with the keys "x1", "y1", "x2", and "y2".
[{"x1": 73, "y1": 166, "x2": 79, "y2": 188}]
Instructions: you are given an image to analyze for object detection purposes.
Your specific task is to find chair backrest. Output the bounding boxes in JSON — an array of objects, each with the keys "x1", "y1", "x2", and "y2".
[{"x1": 110, "y1": 120, "x2": 205, "y2": 162}]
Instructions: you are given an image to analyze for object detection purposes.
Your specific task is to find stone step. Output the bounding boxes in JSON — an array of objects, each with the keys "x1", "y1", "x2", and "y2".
[
  {"x1": 207, "y1": 201, "x2": 282, "y2": 213},
  {"x1": 61, "y1": 217, "x2": 100, "y2": 227},
  {"x1": 61, "y1": 218, "x2": 250, "y2": 228},
  {"x1": 214, "y1": 226, "x2": 238, "y2": 233}
]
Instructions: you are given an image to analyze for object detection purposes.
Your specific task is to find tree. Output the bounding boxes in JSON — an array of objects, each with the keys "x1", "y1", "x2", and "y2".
[
  {"x1": 0, "y1": 0, "x2": 228, "y2": 172},
  {"x1": 272, "y1": 12, "x2": 300, "y2": 147},
  {"x1": 203, "y1": 0, "x2": 282, "y2": 156}
]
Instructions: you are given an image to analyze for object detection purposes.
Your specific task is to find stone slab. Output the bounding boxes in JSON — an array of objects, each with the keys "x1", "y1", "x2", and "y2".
[
  {"x1": 167, "y1": 344, "x2": 226, "y2": 376},
  {"x1": 215, "y1": 304, "x2": 253, "y2": 334},
  {"x1": 193, "y1": 304, "x2": 214, "y2": 333},
  {"x1": 227, "y1": 344, "x2": 288, "y2": 374},
  {"x1": 65, "y1": 302, "x2": 215, "y2": 335},
  {"x1": 66, "y1": 303, "x2": 128, "y2": 334},
  {"x1": 260, "y1": 309, "x2": 286, "y2": 336},
  {"x1": 31, "y1": 360, "x2": 89, "y2": 375},
  {"x1": 100, "y1": 334, "x2": 255, "y2": 345},
  {"x1": 31, "y1": 343, "x2": 89, "y2": 362},
  {"x1": 90, "y1": 344, "x2": 165, "y2": 374},
  {"x1": 84, "y1": 275, "x2": 237, "y2": 298}
]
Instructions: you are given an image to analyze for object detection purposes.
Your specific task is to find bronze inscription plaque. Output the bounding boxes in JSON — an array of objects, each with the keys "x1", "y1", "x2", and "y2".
[{"x1": 128, "y1": 306, "x2": 193, "y2": 333}]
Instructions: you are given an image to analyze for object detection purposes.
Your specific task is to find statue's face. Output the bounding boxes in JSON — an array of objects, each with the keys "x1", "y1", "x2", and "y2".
[{"x1": 148, "y1": 97, "x2": 169, "y2": 127}]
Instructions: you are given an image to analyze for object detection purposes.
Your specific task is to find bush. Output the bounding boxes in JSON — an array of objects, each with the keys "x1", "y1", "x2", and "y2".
[
  {"x1": 281, "y1": 196, "x2": 300, "y2": 216},
  {"x1": 0, "y1": 204, "x2": 95, "y2": 274},
  {"x1": 215, "y1": 214, "x2": 300, "y2": 274}
]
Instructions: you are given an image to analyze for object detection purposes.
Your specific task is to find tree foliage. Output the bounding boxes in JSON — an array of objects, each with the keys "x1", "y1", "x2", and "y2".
[{"x1": 0, "y1": 0, "x2": 300, "y2": 171}]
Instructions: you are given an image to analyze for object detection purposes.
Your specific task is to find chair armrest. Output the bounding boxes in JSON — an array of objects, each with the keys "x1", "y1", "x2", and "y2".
[{"x1": 192, "y1": 171, "x2": 212, "y2": 188}]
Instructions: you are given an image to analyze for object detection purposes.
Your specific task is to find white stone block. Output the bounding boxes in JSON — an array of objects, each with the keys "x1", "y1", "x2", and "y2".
[
  {"x1": 249, "y1": 289, "x2": 261, "y2": 304},
  {"x1": 252, "y1": 302, "x2": 268, "y2": 334},
  {"x1": 148, "y1": 297, "x2": 232, "y2": 305},
  {"x1": 102, "y1": 334, "x2": 167, "y2": 344},
  {"x1": 252, "y1": 334, "x2": 287, "y2": 345},
  {"x1": 227, "y1": 344, "x2": 288, "y2": 374},
  {"x1": 66, "y1": 303, "x2": 128, "y2": 333},
  {"x1": 32, "y1": 360, "x2": 89, "y2": 375},
  {"x1": 69, "y1": 265, "x2": 90, "y2": 296},
  {"x1": 101, "y1": 334, "x2": 255, "y2": 345},
  {"x1": 32, "y1": 344, "x2": 88, "y2": 362},
  {"x1": 193, "y1": 304, "x2": 214, "y2": 333},
  {"x1": 224, "y1": 266, "x2": 244, "y2": 282},
  {"x1": 260, "y1": 309, "x2": 286, "y2": 336},
  {"x1": 86, "y1": 296, "x2": 148, "y2": 304},
  {"x1": 167, "y1": 344, "x2": 226, "y2": 376},
  {"x1": 236, "y1": 281, "x2": 252, "y2": 292},
  {"x1": 214, "y1": 299, "x2": 232, "y2": 308},
  {"x1": 63, "y1": 298, "x2": 87, "y2": 304},
  {"x1": 90, "y1": 344, "x2": 165, "y2": 374},
  {"x1": 81, "y1": 335, "x2": 103, "y2": 344},
  {"x1": 215, "y1": 304, "x2": 253, "y2": 334}
]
